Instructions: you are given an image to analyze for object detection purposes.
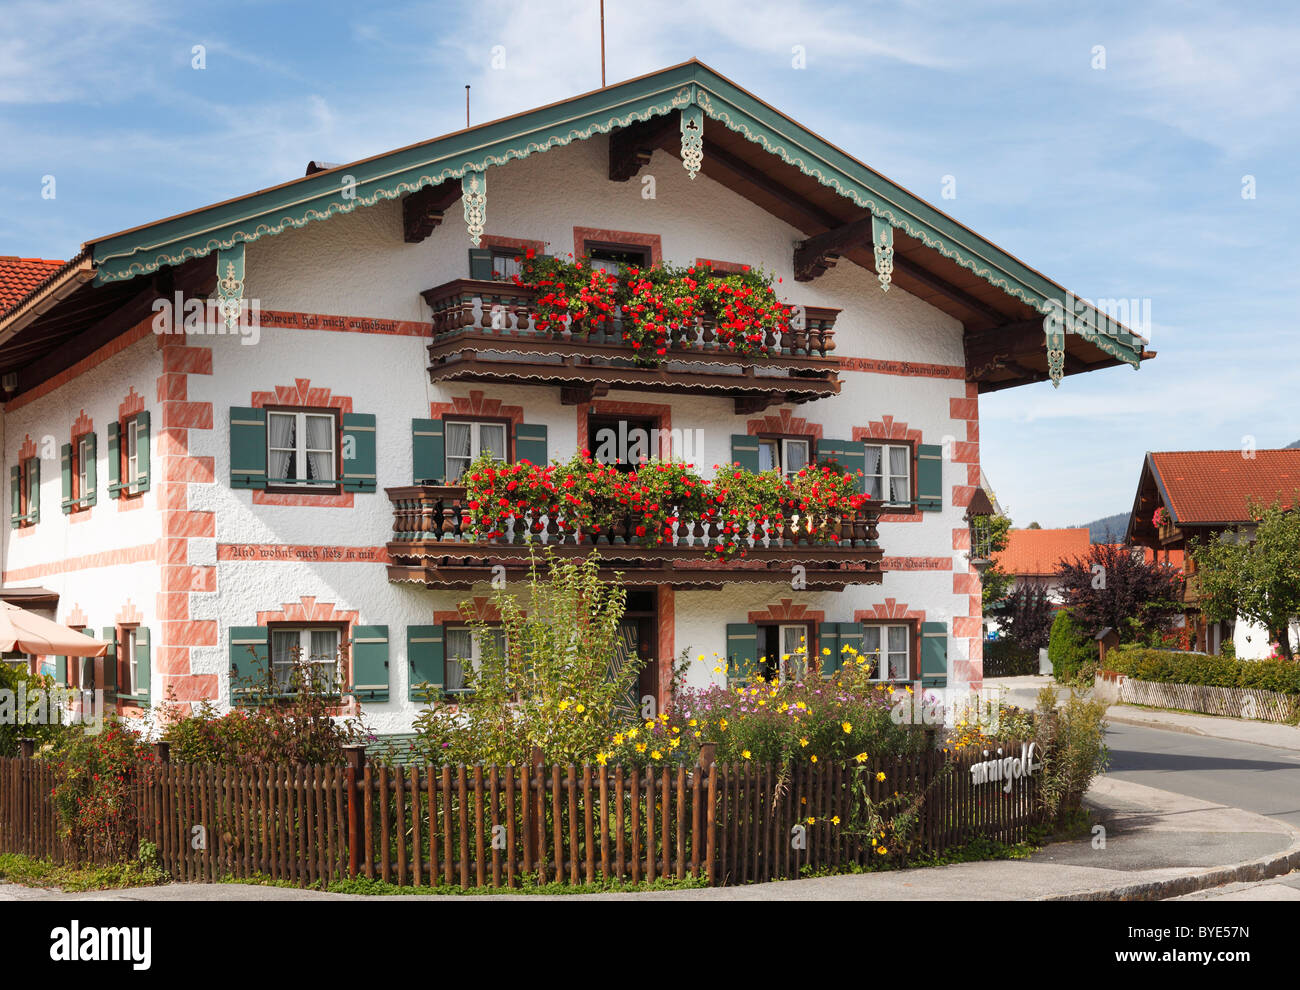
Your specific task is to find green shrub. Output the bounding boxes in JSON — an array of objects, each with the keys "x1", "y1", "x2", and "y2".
[
  {"x1": 1034, "y1": 685, "x2": 1109, "y2": 822},
  {"x1": 0, "y1": 664, "x2": 70, "y2": 757},
  {"x1": 1106, "y1": 646, "x2": 1300, "y2": 695},
  {"x1": 48, "y1": 719, "x2": 153, "y2": 861},
  {"x1": 1048, "y1": 609, "x2": 1095, "y2": 683}
]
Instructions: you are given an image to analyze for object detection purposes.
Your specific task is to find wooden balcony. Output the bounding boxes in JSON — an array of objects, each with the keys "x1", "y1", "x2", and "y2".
[
  {"x1": 385, "y1": 485, "x2": 884, "y2": 590},
  {"x1": 419, "y1": 279, "x2": 842, "y2": 413}
]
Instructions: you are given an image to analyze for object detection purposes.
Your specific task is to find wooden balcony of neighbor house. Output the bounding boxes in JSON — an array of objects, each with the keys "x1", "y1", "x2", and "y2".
[
  {"x1": 419, "y1": 279, "x2": 843, "y2": 413},
  {"x1": 385, "y1": 485, "x2": 884, "y2": 590}
]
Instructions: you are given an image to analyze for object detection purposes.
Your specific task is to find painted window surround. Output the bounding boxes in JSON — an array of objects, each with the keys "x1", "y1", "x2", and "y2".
[{"x1": 249, "y1": 379, "x2": 354, "y2": 508}]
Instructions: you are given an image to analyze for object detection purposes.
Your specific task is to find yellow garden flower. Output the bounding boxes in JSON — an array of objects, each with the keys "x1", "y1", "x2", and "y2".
[
  {"x1": 719, "y1": 718, "x2": 728, "y2": 730},
  {"x1": 854, "y1": 752, "x2": 868, "y2": 763},
  {"x1": 558, "y1": 700, "x2": 570, "y2": 711},
  {"x1": 636, "y1": 742, "x2": 647, "y2": 754},
  {"x1": 742, "y1": 750, "x2": 752, "y2": 760},
  {"x1": 575, "y1": 703, "x2": 585, "y2": 713},
  {"x1": 688, "y1": 719, "x2": 697, "y2": 727},
  {"x1": 651, "y1": 750, "x2": 662, "y2": 760},
  {"x1": 810, "y1": 755, "x2": 818, "y2": 763},
  {"x1": 876, "y1": 771, "x2": 886, "y2": 782},
  {"x1": 799, "y1": 738, "x2": 809, "y2": 747},
  {"x1": 841, "y1": 721, "x2": 852, "y2": 734},
  {"x1": 806, "y1": 817, "x2": 815, "y2": 825},
  {"x1": 613, "y1": 733, "x2": 624, "y2": 745},
  {"x1": 596, "y1": 752, "x2": 608, "y2": 766},
  {"x1": 831, "y1": 816, "x2": 840, "y2": 825},
  {"x1": 877, "y1": 846, "x2": 888, "y2": 855}
]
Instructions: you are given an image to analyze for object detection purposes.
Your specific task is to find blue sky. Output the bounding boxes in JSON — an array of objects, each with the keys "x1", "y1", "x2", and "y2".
[{"x1": 3, "y1": 0, "x2": 1298, "y2": 527}]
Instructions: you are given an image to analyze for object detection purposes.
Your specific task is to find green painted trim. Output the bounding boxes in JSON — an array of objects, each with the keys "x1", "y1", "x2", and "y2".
[{"x1": 85, "y1": 62, "x2": 1142, "y2": 371}]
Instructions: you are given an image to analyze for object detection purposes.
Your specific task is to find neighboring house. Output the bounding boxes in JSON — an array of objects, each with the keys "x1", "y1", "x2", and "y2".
[
  {"x1": 0, "y1": 60, "x2": 1149, "y2": 733},
  {"x1": 1127, "y1": 449, "x2": 1300, "y2": 657},
  {"x1": 992, "y1": 527, "x2": 1092, "y2": 601}
]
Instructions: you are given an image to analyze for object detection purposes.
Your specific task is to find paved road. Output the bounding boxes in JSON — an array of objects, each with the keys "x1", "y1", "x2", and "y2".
[
  {"x1": 1104, "y1": 722, "x2": 1300, "y2": 829},
  {"x1": 1104, "y1": 721, "x2": 1300, "y2": 899}
]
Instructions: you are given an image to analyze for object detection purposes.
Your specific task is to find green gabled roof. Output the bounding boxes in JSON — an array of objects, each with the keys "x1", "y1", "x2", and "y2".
[{"x1": 86, "y1": 58, "x2": 1142, "y2": 368}]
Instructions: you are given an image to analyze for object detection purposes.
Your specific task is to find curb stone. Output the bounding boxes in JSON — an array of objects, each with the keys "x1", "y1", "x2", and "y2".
[{"x1": 1042, "y1": 789, "x2": 1300, "y2": 901}]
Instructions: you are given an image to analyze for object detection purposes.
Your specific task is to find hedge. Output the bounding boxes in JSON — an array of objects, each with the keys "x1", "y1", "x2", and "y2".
[
  {"x1": 1104, "y1": 647, "x2": 1300, "y2": 695},
  {"x1": 1048, "y1": 609, "x2": 1094, "y2": 682}
]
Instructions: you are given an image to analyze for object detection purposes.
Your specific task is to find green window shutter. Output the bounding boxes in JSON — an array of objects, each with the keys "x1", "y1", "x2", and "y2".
[
  {"x1": 26, "y1": 458, "x2": 39, "y2": 524},
  {"x1": 101, "y1": 628, "x2": 118, "y2": 696},
  {"x1": 61, "y1": 444, "x2": 74, "y2": 514},
  {"x1": 514, "y1": 423, "x2": 547, "y2": 466},
  {"x1": 84, "y1": 432, "x2": 97, "y2": 507},
  {"x1": 134, "y1": 412, "x2": 151, "y2": 493},
  {"x1": 134, "y1": 626, "x2": 151, "y2": 702},
  {"x1": 229, "y1": 407, "x2": 268, "y2": 489},
  {"x1": 818, "y1": 623, "x2": 840, "y2": 679},
  {"x1": 730, "y1": 435, "x2": 760, "y2": 473},
  {"x1": 468, "y1": 247, "x2": 495, "y2": 280},
  {"x1": 725, "y1": 623, "x2": 759, "y2": 685},
  {"x1": 920, "y1": 621, "x2": 948, "y2": 688},
  {"x1": 229, "y1": 626, "x2": 269, "y2": 706},
  {"x1": 407, "y1": 624, "x2": 445, "y2": 701},
  {"x1": 9, "y1": 465, "x2": 20, "y2": 527},
  {"x1": 350, "y1": 625, "x2": 390, "y2": 702},
  {"x1": 341, "y1": 413, "x2": 377, "y2": 492},
  {"x1": 55, "y1": 655, "x2": 67, "y2": 684},
  {"x1": 816, "y1": 439, "x2": 867, "y2": 493},
  {"x1": 917, "y1": 443, "x2": 943, "y2": 511},
  {"x1": 107, "y1": 421, "x2": 122, "y2": 498},
  {"x1": 412, "y1": 418, "x2": 445, "y2": 484}
]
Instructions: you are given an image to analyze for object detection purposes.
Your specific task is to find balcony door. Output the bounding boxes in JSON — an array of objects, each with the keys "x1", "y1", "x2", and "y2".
[
  {"x1": 589, "y1": 416, "x2": 659, "y2": 471},
  {"x1": 619, "y1": 589, "x2": 660, "y2": 711}
]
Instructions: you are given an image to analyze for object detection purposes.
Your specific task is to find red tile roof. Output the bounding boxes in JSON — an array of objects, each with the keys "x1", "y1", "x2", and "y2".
[
  {"x1": 0, "y1": 256, "x2": 64, "y2": 316},
  {"x1": 1106, "y1": 544, "x2": 1185, "y2": 570},
  {"x1": 1150, "y1": 449, "x2": 1300, "y2": 525},
  {"x1": 993, "y1": 528, "x2": 1091, "y2": 577}
]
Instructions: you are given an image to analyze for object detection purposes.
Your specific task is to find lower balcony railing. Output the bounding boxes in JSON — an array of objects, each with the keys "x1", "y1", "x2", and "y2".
[{"x1": 386, "y1": 485, "x2": 884, "y2": 589}]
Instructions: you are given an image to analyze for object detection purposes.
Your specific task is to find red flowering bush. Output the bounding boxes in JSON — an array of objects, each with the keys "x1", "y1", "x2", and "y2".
[
  {"x1": 695, "y1": 266, "x2": 792, "y2": 357},
  {"x1": 49, "y1": 720, "x2": 153, "y2": 861},
  {"x1": 513, "y1": 251, "x2": 618, "y2": 334},
  {"x1": 510, "y1": 256, "x2": 792, "y2": 364},
  {"x1": 462, "y1": 453, "x2": 871, "y2": 558}
]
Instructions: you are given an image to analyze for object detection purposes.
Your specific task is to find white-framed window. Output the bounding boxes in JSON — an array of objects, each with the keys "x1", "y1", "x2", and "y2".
[
  {"x1": 758, "y1": 438, "x2": 811, "y2": 477},
  {"x1": 865, "y1": 444, "x2": 911, "y2": 505},
  {"x1": 267, "y1": 410, "x2": 337, "y2": 487},
  {"x1": 863, "y1": 624, "x2": 910, "y2": 681},
  {"x1": 76, "y1": 434, "x2": 92, "y2": 503},
  {"x1": 491, "y1": 250, "x2": 523, "y2": 280},
  {"x1": 444, "y1": 420, "x2": 508, "y2": 482},
  {"x1": 122, "y1": 627, "x2": 138, "y2": 695},
  {"x1": 779, "y1": 624, "x2": 809, "y2": 683},
  {"x1": 444, "y1": 626, "x2": 507, "y2": 695},
  {"x1": 124, "y1": 425, "x2": 139, "y2": 496},
  {"x1": 270, "y1": 627, "x2": 341, "y2": 693}
]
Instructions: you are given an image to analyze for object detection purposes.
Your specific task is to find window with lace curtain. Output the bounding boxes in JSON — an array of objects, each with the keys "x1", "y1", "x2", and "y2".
[
  {"x1": 444, "y1": 420, "x2": 508, "y2": 483},
  {"x1": 864, "y1": 443, "x2": 912, "y2": 506},
  {"x1": 266, "y1": 408, "x2": 339, "y2": 491},
  {"x1": 270, "y1": 626, "x2": 341, "y2": 694}
]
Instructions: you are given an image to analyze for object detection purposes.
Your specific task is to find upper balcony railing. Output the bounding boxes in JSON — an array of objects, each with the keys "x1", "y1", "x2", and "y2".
[
  {"x1": 385, "y1": 484, "x2": 884, "y2": 589},
  {"x1": 419, "y1": 279, "x2": 843, "y2": 410}
]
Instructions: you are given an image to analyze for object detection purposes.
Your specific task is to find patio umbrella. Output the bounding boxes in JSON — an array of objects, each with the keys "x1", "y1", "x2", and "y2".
[{"x1": 0, "y1": 601, "x2": 107, "y2": 657}]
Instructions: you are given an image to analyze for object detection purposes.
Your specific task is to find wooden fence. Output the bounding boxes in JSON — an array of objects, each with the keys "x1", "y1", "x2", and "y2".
[{"x1": 0, "y1": 742, "x2": 1047, "y2": 889}]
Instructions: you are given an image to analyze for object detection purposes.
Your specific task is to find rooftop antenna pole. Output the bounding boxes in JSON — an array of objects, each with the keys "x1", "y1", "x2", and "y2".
[
  {"x1": 465, "y1": 85, "x2": 471, "y2": 127},
  {"x1": 600, "y1": 0, "x2": 606, "y2": 87}
]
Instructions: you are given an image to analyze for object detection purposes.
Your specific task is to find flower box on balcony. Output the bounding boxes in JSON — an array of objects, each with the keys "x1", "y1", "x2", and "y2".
[{"x1": 418, "y1": 278, "x2": 842, "y2": 411}]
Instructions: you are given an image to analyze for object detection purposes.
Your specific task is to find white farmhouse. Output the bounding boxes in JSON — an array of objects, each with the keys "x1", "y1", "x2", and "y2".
[{"x1": 0, "y1": 61, "x2": 1147, "y2": 736}]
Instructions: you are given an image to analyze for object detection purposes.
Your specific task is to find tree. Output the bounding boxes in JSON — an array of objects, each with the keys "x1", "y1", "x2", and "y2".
[
  {"x1": 1054, "y1": 543, "x2": 1184, "y2": 642},
  {"x1": 1191, "y1": 498, "x2": 1300, "y2": 660},
  {"x1": 1026, "y1": 521, "x2": 1042, "y2": 530},
  {"x1": 971, "y1": 512, "x2": 1013, "y2": 608},
  {"x1": 1000, "y1": 584, "x2": 1054, "y2": 651}
]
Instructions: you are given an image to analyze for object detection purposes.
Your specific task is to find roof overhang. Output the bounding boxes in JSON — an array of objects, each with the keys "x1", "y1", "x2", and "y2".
[{"x1": 3, "y1": 59, "x2": 1148, "y2": 396}]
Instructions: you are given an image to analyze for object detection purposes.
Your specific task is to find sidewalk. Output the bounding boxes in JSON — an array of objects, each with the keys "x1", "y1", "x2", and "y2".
[{"x1": 5, "y1": 776, "x2": 1296, "y2": 901}]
